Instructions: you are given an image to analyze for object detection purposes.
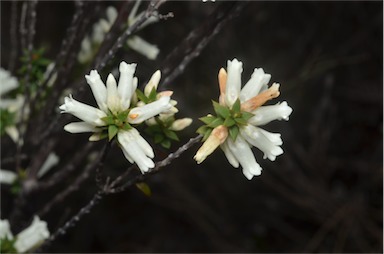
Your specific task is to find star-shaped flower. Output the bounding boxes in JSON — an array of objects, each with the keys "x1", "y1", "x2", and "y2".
[
  {"x1": 60, "y1": 61, "x2": 172, "y2": 173},
  {"x1": 194, "y1": 58, "x2": 293, "y2": 180}
]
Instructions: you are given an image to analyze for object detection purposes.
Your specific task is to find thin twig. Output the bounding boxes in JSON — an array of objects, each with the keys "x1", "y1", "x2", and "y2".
[
  {"x1": 35, "y1": 191, "x2": 105, "y2": 253},
  {"x1": 15, "y1": 0, "x2": 38, "y2": 174},
  {"x1": 95, "y1": 0, "x2": 166, "y2": 70},
  {"x1": 160, "y1": 2, "x2": 247, "y2": 87},
  {"x1": 108, "y1": 134, "x2": 202, "y2": 194},
  {"x1": 31, "y1": 1, "x2": 85, "y2": 110},
  {"x1": 36, "y1": 134, "x2": 202, "y2": 252},
  {"x1": 37, "y1": 141, "x2": 110, "y2": 217}
]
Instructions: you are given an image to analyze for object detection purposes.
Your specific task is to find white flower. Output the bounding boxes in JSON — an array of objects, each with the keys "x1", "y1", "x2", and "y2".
[
  {"x1": 0, "y1": 217, "x2": 50, "y2": 253},
  {"x1": 126, "y1": 0, "x2": 160, "y2": 59},
  {"x1": 60, "y1": 61, "x2": 172, "y2": 173},
  {"x1": 37, "y1": 152, "x2": 60, "y2": 178},
  {"x1": 0, "y1": 219, "x2": 13, "y2": 240},
  {"x1": 0, "y1": 169, "x2": 18, "y2": 184},
  {"x1": 169, "y1": 118, "x2": 193, "y2": 131},
  {"x1": 78, "y1": 4, "x2": 159, "y2": 63},
  {"x1": 0, "y1": 68, "x2": 24, "y2": 143},
  {"x1": 1, "y1": 152, "x2": 59, "y2": 185},
  {"x1": 127, "y1": 36, "x2": 159, "y2": 60},
  {"x1": 194, "y1": 58, "x2": 293, "y2": 180},
  {"x1": 14, "y1": 216, "x2": 50, "y2": 253}
]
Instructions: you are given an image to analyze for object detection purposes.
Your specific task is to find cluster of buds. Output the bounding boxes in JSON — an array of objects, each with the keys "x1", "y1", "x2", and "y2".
[
  {"x1": 60, "y1": 61, "x2": 191, "y2": 173},
  {"x1": 194, "y1": 59, "x2": 292, "y2": 180}
]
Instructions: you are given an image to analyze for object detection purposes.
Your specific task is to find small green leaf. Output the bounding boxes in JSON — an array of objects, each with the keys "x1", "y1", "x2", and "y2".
[
  {"x1": 234, "y1": 117, "x2": 248, "y2": 125},
  {"x1": 161, "y1": 139, "x2": 171, "y2": 149},
  {"x1": 148, "y1": 87, "x2": 158, "y2": 102},
  {"x1": 199, "y1": 116, "x2": 216, "y2": 125},
  {"x1": 117, "y1": 111, "x2": 129, "y2": 122},
  {"x1": 208, "y1": 117, "x2": 224, "y2": 128},
  {"x1": 164, "y1": 129, "x2": 179, "y2": 141},
  {"x1": 242, "y1": 112, "x2": 254, "y2": 121},
  {"x1": 136, "y1": 182, "x2": 152, "y2": 196},
  {"x1": 154, "y1": 133, "x2": 165, "y2": 144},
  {"x1": 232, "y1": 99, "x2": 241, "y2": 113},
  {"x1": 0, "y1": 236, "x2": 17, "y2": 253},
  {"x1": 229, "y1": 125, "x2": 239, "y2": 141},
  {"x1": 196, "y1": 125, "x2": 209, "y2": 135},
  {"x1": 108, "y1": 125, "x2": 118, "y2": 141},
  {"x1": 223, "y1": 117, "x2": 236, "y2": 127},
  {"x1": 202, "y1": 128, "x2": 213, "y2": 141},
  {"x1": 136, "y1": 89, "x2": 149, "y2": 103},
  {"x1": 212, "y1": 100, "x2": 230, "y2": 118},
  {"x1": 122, "y1": 123, "x2": 132, "y2": 131},
  {"x1": 101, "y1": 115, "x2": 114, "y2": 125}
]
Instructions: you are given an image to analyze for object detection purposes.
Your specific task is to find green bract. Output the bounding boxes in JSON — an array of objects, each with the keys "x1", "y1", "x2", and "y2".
[
  {"x1": 101, "y1": 110, "x2": 132, "y2": 141},
  {"x1": 0, "y1": 109, "x2": 16, "y2": 136},
  {"x1": 145, "y1": 115, "x2": 179, "y2": 149},
  {"x1": 197, "y1": 99, "x2": 253, "y2": 141}
]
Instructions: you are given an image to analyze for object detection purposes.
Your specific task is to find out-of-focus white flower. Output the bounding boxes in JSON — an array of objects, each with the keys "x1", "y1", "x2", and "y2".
[
  {"x1": 127, "y1": 36, "x2": 159, "y2": 60},
  {"x1": 126, "y1": 0, "x2": 159, "y2": 60},
  {"x1": 60, "y1": 61, "x2": 173, "y2": 173},
  {"x1": 37, "y1": 152, "x2": 60, "y2": 178},
  {"x1": 14, "y1": 216, "x2": 50, "y2": 253},
  {"x1": 169, "y1": 118, "x2": 193, "y2": 131},
  {"x1": 0, "y1": 68, "x2": 23, "y2": 143},
  {"x1": 0, "y1": 152, "x2": 59, "y2": 186},
  {"x1": 0, "y1": 217, "x2": 50, "y2": 253},
  {"x1": 0, "y1": 219, "x2": 14, "y2": 240},
  {"x1": 0, "y1": 169, "x2": 18, "y2": 184},
  {"x1": 78, "y1": 3, "x2": 159, "y2": 64},
  {"x1": 194, "y1": 58, "x2": 292, "y2": 180}
]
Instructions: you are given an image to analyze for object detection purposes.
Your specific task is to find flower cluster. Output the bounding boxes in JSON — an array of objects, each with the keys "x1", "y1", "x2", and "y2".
[
  {"x1": 60, "y1": 61, "x2": 186, "y2": 173},
  {"x1": 0, "y1": 68, "x2": 23, "y2": 142},
  {"x1": 194, "y1": 58, "x2": 292, "y2": 180},
  {"x1": 78, "y1": 2, "x2": 159, "y2": 63},
  {"x1": 0, "y1": 216, "x2": 49, "y2": 253}
]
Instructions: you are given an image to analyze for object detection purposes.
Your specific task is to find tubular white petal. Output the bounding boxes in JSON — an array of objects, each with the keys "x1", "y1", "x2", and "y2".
[
  {"x1": 227, "y1": 135, "x2": 262, "y2": 178},
  {"x1": 249, "y1": 101, "x2": 293, "y2": 126},
  {"x1": 59, "y1": 95, "x2": 107, "y2": 126},
  {"x1": 64, "y1": 122, "x2": 99, "y2": 133},
  {"x1": 225, "y1": 58, "x2": 243, "y2": 106},
  {"x1": 117, "y1": 130, "x2": 155, "y2": 173},
  {"x1": 220, "y1": 142, "x2": 239, "y2": 168},
  {"x1": 127, "y1": 36, "x2": 160, "y2": 60},
  {"x1": 106, "y1": 73, "x2": 121, "y2": 113},
  {"x1": 0, "y1": 219, "x2": 14, "y2": 240},
  {"x1": 144, "y1": 70, "x2": 161, "y2": 96},
  {"x1": 128, "y1": 0, "x2": 141, "y2": 23},
  {"x1": 0, "y1": 68, "x2": 19, "y2": 96},
  {"x1": 240, "y1": 125, "x2": 283, "y2": 161},
  {"x1": 128, "y1": 96, "x2": 171, "y2": 124},
  {"x1": 240, "y1": 68, "x2": 271, "y2": 102},
  {"x1": 5, "y1": 126, "x2": 19, "y2": 143},
  {"x1": 132, "y1": 76, "x2": 138, "y2": 96},
  {"x1": 85, "y1": 70, "x2": 108, "y2": 112},
  {"x1": 117, "y1": 62, "x2": 137, "y2": 110},
  {"x1": 130, "y1": 128, "x2": 155, "y2": 158},
  {"x1": 0, "y1": 169, "x2": 17, "y2": 184},
  {"x1": 169, "y1": 118, "x2": 193, "y2": 131},
  {"x1": 106, "y1": 6, "x2": 118, "y2": 24},
  {"x1": 89, "y1": 133, "x2": 103, "y2": 142},
  {"x1": 37, "y1": 152, "x2": 59, "y2": 178},
  {"x1": 14, "y1": 216, "x2": 50, "y2": 253}
]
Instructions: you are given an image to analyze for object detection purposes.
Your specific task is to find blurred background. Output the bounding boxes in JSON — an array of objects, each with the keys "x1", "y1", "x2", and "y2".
[{"x1": 1, "y1": 1, "x2": 382, "y2": 252}]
